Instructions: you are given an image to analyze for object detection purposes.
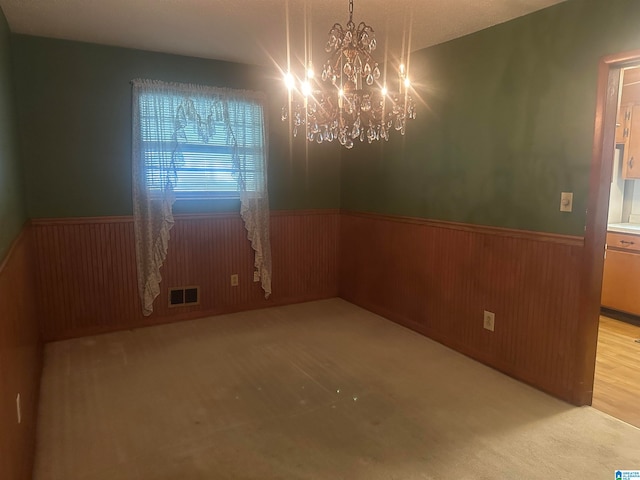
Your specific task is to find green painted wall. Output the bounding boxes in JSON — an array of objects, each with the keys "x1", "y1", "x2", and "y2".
[
  {"x1": 11, "y1": 36, "x2": 340, "y2": 218},
  {"x1": 341, "y1": 0, "x2": 640, "y2": 236},
  {"x1": 0, "y1": 8, "x2": 26, "y2": 258},
  {"x1": 13, "y1": 0, "x2": 640, "y2": 231}
]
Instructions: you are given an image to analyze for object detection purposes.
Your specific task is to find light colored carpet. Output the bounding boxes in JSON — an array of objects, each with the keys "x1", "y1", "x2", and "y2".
[{"x1": 34, "y1": 299, "x2": 640, "y2": 479}]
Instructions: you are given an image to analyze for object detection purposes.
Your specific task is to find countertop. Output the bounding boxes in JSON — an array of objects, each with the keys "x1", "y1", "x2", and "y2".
[{"x1": 607, "y1": 223, "x2": 640, "y2": 235}]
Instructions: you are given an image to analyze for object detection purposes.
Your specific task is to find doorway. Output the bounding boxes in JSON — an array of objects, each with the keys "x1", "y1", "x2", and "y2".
[{"x1": 585, "y1": 55, "x2": 640, "y2": 427}]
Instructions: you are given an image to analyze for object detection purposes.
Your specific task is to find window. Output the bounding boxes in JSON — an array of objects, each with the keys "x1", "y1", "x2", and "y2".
[
  {"x1": 131, "y1": 80, "x2": 272, "y2": 317},
  {"x1": 137, "y1": 87, "x2": 266, "y2": 198}
]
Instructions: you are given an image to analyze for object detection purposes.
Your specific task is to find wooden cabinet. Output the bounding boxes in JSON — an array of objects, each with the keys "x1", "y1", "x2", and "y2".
[
  {"x1": 601, "y1": 231, "x2": 640, "y2": 315},
  {"x1": 623, "y1": 105, "x2": 640, "y2": 179}
]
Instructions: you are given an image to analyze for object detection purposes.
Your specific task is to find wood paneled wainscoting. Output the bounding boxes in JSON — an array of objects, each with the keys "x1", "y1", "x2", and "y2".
[
  {"x1": 32, "y1": 210, "x2": 340, "y2": 341},
  {"x1": 0, "y1": 225, "x2": 42, "y2": 480},
  {"x1": 340, "y1": 211, "x2": 585, "y2": 403}
]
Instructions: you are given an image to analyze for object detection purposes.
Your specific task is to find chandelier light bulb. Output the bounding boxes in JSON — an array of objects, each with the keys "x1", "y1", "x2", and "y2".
[
  {"x1": 307, "y1": 68, "x2": 315, "y2": 79},
  {"x1": 381, "y1": 85, "x2": 388, "y2": 96},
  {"x1": 284, "y1": 72, "x2": 295, "y2": 90},
  {"x1": 301, "y1": 81, "x2": 312, "y2": 97},
  {"x1": 404, "y1": 77, "x2": 411, "y2": 89}
]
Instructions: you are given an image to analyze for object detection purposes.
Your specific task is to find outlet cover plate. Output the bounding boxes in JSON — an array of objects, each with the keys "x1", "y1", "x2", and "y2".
[{"x1": 483, "y1": 310, "x2": 495, "y2": 332}]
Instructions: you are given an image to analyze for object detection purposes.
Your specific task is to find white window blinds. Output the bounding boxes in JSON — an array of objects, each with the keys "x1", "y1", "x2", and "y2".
[{"x1": 138, "y1": 92, "x2": 265, "y2": 197}]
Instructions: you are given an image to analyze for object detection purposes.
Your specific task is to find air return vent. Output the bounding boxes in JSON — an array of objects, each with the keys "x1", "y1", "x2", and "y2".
[{"x1": 169, "y1": 286, "x2": 199, "y2": 307}]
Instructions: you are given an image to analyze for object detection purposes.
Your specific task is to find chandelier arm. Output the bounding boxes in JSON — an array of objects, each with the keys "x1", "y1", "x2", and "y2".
[{"x1": 356, "y1": 22, "x2": 374, "y2": 36}]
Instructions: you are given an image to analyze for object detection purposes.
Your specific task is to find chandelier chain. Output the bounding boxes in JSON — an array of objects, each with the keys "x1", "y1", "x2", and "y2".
[{"x1": 349, "y1": 0, "x2": 353, "y2": 22}]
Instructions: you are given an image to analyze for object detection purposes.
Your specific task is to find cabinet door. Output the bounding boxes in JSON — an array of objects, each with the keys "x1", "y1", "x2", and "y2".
[
  {"x1": 623, "y1": 105, "x2": 640, "y2": 179},
  {"x1": 601, "y1": 249, "x2": 640, "y2": 315}
]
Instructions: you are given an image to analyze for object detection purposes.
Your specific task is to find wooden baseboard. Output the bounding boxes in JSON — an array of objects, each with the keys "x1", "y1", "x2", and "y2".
[
  {"x1": 46, "y1": 292, "x2": 338, "y2": 341},
  {"x1": 600, "y1": 307, "x2": 640, "y2": 327}
]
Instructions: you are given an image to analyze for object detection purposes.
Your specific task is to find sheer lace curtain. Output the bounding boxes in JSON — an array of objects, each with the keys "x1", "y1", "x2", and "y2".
[{"x1": 132, "y1": 79, "x2": 272, "y2": 316}]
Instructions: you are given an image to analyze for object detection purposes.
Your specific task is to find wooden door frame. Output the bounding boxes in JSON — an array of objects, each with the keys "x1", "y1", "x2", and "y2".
[{"x1": 574, "y1": 49, "x2": 640, "y2": 405}]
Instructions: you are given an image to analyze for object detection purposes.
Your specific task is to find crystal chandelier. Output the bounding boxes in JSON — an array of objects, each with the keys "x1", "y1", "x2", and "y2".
[{"x1": 282, "y1": 0, "x2": 416, "y2": 149}]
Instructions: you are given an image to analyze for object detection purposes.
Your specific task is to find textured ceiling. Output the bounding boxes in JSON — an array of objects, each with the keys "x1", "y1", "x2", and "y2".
[{"x1": 0, "y1": 0, "x2": 566, "y2": 69}]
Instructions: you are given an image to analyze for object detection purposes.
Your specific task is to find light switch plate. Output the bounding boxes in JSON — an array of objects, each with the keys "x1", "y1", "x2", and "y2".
[{"x1": 560, "y1": 192, "x2": 573, "y2": 212}]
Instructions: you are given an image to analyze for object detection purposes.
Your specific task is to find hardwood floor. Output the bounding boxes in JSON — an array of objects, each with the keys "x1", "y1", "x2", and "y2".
[{"x1": 592, "y1": 315, "x2": 640, "y2": 428}]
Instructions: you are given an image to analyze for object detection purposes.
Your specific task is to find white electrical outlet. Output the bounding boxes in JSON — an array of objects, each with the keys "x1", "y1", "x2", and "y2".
[
  {"x1": 560, "y1": 192, "x2": 573, "y2": 212},
  {"x1": 483, "y1": 311, "x2": 495, "y2": 332},
  {"x1": 230, "y1": 274, "x2": 239, "y2": 286},
  {"x1": 16, "y1": 393, "x2": 21, "y2": 424}
]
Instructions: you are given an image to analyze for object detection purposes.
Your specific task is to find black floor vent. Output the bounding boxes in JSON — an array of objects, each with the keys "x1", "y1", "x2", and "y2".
[{"x1": 169, "y1": 286, "x2": 199, "y2": 307}]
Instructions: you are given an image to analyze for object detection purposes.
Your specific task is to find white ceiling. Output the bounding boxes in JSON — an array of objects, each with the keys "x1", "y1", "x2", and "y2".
[{"x1": 0, "y1": 0, "x2": 566, "y2": 69}]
